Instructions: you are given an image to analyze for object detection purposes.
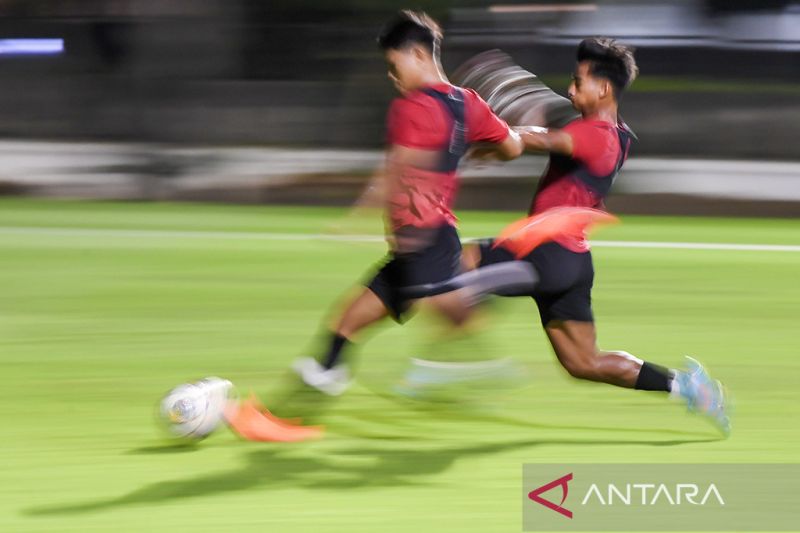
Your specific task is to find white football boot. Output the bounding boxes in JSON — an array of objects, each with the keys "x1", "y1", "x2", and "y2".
[{"x1": 292, "y1": 357, "x2": 352, "y2": 396}]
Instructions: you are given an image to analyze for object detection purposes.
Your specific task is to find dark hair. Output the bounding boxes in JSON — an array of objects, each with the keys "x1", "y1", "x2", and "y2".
[
  {"x1": 377, "y1": 10, "x2": 442, "y2": 57},
  {"x1": 577, "y1": 38, "x2": 638, "y2": 97}
]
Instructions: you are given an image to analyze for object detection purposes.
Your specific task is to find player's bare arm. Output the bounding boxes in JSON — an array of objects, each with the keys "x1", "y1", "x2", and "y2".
[
  {"x1": 468, "y1": 128, "x2": 523, "y2": 162},
  {"x1": 492, "y1": 128, "x2": 524, "y2": 160},
  {"x1": 517, "y1": 128, "x2": 573, "y2": 156}
]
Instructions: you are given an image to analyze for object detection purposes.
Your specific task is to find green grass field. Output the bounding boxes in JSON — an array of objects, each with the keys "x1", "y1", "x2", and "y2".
[{"x1": 2, "y1": 198, "x2": 799, "y2": 532}]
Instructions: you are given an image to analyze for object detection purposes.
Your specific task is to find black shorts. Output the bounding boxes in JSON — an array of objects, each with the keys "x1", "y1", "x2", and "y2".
[
  {"x1": 366, "y1": 225, "x2": 462, "y2": 322},
  {"x1": 477, "y1": 239, "x2": 594, "y2": 326}
]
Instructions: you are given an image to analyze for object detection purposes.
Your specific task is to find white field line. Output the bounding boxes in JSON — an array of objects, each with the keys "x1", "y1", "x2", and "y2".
[{"x1": 1, "y1": 226, "x2": 799, "y2": 252}]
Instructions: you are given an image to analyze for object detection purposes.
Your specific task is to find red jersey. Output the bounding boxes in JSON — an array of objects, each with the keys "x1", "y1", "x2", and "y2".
[
  {"x1": 530, "y1": 118, "x2": 632, "y2": 252},
  {"x1": 385, "y1": 83, "x2": 510, "y2": 231}
]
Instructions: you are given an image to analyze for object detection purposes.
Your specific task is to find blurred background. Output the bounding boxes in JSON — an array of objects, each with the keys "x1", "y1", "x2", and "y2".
[
  {"x1": 3, "y1": 5, "x2": 800, "y2": 530},
  {"x1": 1, "y1": 0, "x2": 798, "y2": 215}
]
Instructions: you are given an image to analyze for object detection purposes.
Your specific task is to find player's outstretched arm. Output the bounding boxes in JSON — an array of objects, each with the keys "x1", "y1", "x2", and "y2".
[
  {"x1": 468, "y1": 128, "x2": 523, "y2": 163},
  {"x1": 516, "y1": 127, "x2": 573, "y2": 156},
  {"x1": 492, "y1": 129, "x2": 524, "y2": 160}
]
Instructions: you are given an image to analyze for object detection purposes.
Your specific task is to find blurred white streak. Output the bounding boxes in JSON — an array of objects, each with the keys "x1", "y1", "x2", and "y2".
[
  {"x1": 530, "y1": 2, "x2": 800, "y2": 51},
  {"x1": 0, "y1": 39, "x2": 64, "y2": 55},
  {"x1": 489, "y1": 4, "x2": 597, "y2": 14},
  {"x1": 1, "y1": 141, "x2": 798, "y2": 203},
  {"x1": 3, "y1": 227, "x2": 800, "y2": 253}
]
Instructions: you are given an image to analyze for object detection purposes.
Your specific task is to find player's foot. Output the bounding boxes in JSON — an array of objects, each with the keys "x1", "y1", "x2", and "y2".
[
  {"x1": 676, "y1": 356, "x2": 732, "y2": 437},
  {"x1": 292, "y1": 357, "x2": 351, "y2": 396}
]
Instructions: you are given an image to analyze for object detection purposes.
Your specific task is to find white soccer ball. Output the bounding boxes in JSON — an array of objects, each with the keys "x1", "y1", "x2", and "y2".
[{"x1": 159, "y1": 377, "x2": 233, "y2": 440}]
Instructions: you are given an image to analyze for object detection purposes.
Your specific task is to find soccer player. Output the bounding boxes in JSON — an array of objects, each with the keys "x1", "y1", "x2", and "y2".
[
  {"x1": 410, "y1": 38, "x2": 731, "y2": 435},
  {"x1": 292, "y1": 11, "x2": 528, "y2": 394}
]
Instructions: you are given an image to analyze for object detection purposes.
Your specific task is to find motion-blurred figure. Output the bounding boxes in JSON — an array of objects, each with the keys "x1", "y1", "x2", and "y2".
[
  {"x1": 415, "y1": 38, "x2": 732, "y2": 436},
  {"x1": 292, "y1": 11, "x2": 526, "y2": 395}
]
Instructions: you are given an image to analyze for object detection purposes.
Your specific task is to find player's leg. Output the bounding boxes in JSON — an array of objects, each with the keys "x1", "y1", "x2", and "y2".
[
  {"x1": 293, "y1": 263, "x2": 398, "y2": 395},
  {"x1": 400, "y1": 260, "x2": 538, "y2": 304},
  {"x1": 462, "y1": 239, "x2": 733, "y2": 433},
  {"x1": 402, "y1": 235, "x2": 530, "y2": 344},
  {"x1": 410, "y1": 238, "x2": 540, "y2": 344},
  {"x1": 395, "y1": 239, "x2": 532, "y2": 395},
  {"x1": 321, "y1": 286, "x2": 391, "y2": 364},
  {"x1": 543, "y1": 320, "x2": 667, "y2": 388},
  {"x1": 442, "y1": 240, "x2": 673, "y2": 388},
  {"x1": 535, "y1": 245, "x2": 681, "y2": 391},
  {"x1": 399, "y1": 235, "x2": 538, "y2": 306},
  {"x1": 295, "y1": 224, "x2": 463, "y2": 395},
  {"x1": 535, "y1": 244, "x2": 730, "y2": 434},
  {"x1": 543, "y1": 319, "x2": 730, "y2": 435}
]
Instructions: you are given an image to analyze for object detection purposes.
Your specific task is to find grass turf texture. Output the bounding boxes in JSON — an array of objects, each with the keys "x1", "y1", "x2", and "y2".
[{"x1": 1, "y1": 198, "x2": 799, "y2": 532}]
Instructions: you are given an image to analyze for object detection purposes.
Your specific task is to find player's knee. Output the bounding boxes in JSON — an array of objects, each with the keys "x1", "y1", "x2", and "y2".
[{"x1": 561, "y1": 356, "x2": 599, "y2": 381}]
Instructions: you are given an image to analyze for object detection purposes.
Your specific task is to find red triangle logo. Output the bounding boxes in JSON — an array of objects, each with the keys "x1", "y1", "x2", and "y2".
[{"x1": 528, "y1": 472, "x2": 573, "y2": 519}]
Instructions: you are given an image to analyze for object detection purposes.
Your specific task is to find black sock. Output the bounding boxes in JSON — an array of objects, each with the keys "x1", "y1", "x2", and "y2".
[
  {"x1": 634, "y1": 361, "x2": 672, "y2": 392},
  {"x1": 321, "y1": 333, "x2": 350, "y2": 369}
]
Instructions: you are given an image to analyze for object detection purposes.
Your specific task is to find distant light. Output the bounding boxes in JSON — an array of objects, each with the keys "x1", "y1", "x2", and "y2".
[
  {"x1": 489, "y1": 4, "x2": 597, "y2": 13},
  {"x1": 0, "y1": 39, "x2": 64, "y2": 55}
]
